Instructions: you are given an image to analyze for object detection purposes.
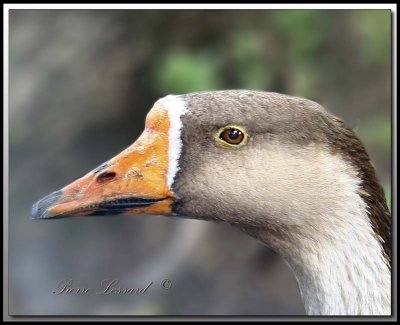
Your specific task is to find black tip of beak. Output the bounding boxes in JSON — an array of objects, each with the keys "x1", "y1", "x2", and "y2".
[{"x1": 31, "y1": 190, "x2": 63, "y2": 220}]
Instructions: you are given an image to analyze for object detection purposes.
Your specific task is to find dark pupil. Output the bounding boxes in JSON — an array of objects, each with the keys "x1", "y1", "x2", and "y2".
[{"x1": 228, "y1": 129, "x2": 241, "y2": 140}]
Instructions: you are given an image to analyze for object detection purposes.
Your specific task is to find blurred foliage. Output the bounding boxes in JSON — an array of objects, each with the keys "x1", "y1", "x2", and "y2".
[
  {"x1": 354, "y1": 116, "x2": 391, "y2": 153},
  {"x1": 273, "y1": 10, "x2": 326, "y2": 62},
  {"x1": 228, "y1": 30, "x2": 268, "y2": 89},
  {"x1": 356, "y1": 10, "x2": 391, "y2": 66},
  {"x1": 156, "y1": 49, "x2": 222, "y2": 93}
]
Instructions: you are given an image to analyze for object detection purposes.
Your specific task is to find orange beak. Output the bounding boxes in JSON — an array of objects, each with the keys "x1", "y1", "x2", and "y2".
[{"x1": 32, "y1": 103, "x2": 175, "y2": 219}]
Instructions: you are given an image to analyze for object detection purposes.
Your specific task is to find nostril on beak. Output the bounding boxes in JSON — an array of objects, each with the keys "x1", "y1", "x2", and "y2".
[{"x1": 96, "y1": 171, "x2": 117, "y2": 183}]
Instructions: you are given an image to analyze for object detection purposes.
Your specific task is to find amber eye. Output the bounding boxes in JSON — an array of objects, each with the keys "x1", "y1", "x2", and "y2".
[{"x1": 216, "y1": 126, "x2": 248, "y2": 147}]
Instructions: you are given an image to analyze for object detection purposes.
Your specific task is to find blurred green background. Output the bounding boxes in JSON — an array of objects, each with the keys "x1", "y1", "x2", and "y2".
[{"x1": 9, "y1": 9, "x2": 391, "y2": 315}]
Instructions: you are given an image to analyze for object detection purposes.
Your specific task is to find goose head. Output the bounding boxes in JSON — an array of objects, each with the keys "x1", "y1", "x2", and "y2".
[{"x1": 32, "y1": 90, "x2": 391, "y2": 315}]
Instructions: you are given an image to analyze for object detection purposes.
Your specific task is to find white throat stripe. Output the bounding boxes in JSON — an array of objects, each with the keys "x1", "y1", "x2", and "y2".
[{"x1": 156, "y1": 95, "x2": 187, "y2": 190}]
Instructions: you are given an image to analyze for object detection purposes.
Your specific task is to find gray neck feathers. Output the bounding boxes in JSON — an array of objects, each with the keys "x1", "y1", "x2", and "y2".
[
  {"x1": 237, "y1": 134, "x2": 391, "y2": 315},
  {"x1": 241, "y1": 207, "x2": 391, "y2": 315},
  {"x1": 327, "y1": 117, "x2": 391, "y2": 266}
]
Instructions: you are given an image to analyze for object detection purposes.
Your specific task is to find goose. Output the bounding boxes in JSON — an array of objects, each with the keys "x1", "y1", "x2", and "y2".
[{"x1": 32, "y1": 90, "x2": 391, "y2": 316}]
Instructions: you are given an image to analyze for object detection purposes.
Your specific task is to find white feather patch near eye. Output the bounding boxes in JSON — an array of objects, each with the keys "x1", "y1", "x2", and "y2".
[{"x1": 156, "y1": 95, "x2": 187, "y2": 190}]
